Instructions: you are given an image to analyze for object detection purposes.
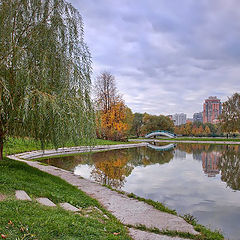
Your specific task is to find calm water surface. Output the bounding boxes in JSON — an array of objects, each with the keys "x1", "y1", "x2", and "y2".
[{"x1": 42, "y1": 144, "x2": 240, "y2": 240}]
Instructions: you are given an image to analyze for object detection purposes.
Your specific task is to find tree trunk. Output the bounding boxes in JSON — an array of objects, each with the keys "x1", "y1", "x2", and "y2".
[
  {"x1": 0, "y1": 125, "x2": 4, "y2": 160},
  {"x1": 0, "y1": 137, "x2": 3, "y2": 160}
]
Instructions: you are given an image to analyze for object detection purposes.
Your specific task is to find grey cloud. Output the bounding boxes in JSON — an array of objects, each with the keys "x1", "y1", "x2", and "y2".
[{"x1": 70, "y1": 0, "x2": 240, "y2": 116}]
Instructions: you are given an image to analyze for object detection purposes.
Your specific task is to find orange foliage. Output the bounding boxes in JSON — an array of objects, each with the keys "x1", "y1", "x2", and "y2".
[{"x1": 97, "y1": 101, "x2": 130, "y2": 141}]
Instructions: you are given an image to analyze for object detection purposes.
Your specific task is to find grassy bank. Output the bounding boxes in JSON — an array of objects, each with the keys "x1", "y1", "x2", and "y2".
[
  {"x1": 1, "y1": 138, "x2": 133, "y2": 239},
  {"x1": 4, "y1": 137, "x2": 130, "y2": 156},
  {"x1": 0, "y1": 158, "x2": 131, "y2": 240},
  {"x1": 1, "y1": 137, "x2": 225, "y2": 239}
]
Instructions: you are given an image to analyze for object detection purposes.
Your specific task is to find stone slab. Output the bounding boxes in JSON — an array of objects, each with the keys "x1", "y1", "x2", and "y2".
[
  {"x1": 36, "y1": 198, "x2": 56, "y2": 207},
  {"x1": 59, "y1": 202, "x2": 79, "y2": 212},
  {"x1": 0, "y1": 194, "x2": 6, "y2": 202},
  {"x1": 129, "y1": 228, "x2": 192, "y2": 240},
  {"x1": 15, "y1": 190, "x2": 32, "y2": 201}
]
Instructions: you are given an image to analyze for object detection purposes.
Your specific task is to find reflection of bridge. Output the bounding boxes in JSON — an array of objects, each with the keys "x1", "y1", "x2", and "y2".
[
  {"x1": 145, "y1": 130, "x2": 176, "y2": 138},
  {"x1": 147, "y1": 143, "x2": 176, "y2": 151}
]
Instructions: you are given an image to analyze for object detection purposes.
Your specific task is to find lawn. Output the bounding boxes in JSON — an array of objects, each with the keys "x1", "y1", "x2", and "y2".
[
  {"x1": 0, "y1": 158, "x2": 131, "y2": 240},
  {"x1": 0, "y1": 138, "x2": 131, "y2": 240},
  {"x1": 3, "y1": 137, "x2": 130, "y2": 156}
]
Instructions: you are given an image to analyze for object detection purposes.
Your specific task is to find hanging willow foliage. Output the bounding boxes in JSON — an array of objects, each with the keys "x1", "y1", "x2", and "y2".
[{"x1": 0, "y1": 0, "x2": 95, "y2": 159}]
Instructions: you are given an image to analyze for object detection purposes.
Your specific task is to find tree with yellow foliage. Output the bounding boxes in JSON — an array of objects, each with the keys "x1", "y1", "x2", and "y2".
[{"x1": 95, "y1": 72, "x2": 133, "y2": 140}]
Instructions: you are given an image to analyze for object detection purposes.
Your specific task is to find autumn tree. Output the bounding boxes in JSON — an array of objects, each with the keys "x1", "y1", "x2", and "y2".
[
  {"x1": 140, "y1": 114, "x2": 174, "y2": 135},
  {"x1": 220, "y1": 93, "x2": 240, "y2": 133},
  {"x1": 94, "y1": 72, "x2": 120, "y2": 113},
  {"x1": 204, "y1": 126, "x2": 211, "y2": 136},
  {"x1": 0, "y1": 0, "x2": 95, "y2": 159},
  {"x1": 95, "y1": 72, "x2": 131, "y2": 140}
]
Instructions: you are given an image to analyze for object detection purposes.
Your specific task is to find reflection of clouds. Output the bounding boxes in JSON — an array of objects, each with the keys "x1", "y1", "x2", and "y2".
[
  {"x1": 74, "y1": 165, "x2": 94, "y2": 179},
  {"x1": 70, "y1": 0, "x2": 240, "y2": 116},
  {"x1": 67, "y1": 146, "x2": 240, "y2": 240},
  {"x1": 123, "y1": 156, "x2": 240, "y2": 238},
  {"x1": 194, "y1": 206, "x2": 240, "y2": 240}
]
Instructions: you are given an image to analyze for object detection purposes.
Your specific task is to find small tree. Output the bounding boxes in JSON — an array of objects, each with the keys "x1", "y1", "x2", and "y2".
[
  {"x1": 0, "y1": 0, "x2": 95, "y2": 159},
  {"x1": 95, "y1": 72, "x2": 130, "y2": 141},
  {"x1": 94, "y1": 72, "x2": 120, "y2": 113},
  {"x1": 204, "y1": 126, "x2": 211, "y2": 136},
  {"x1": 220, "y1": 93, "x2": 240, "y2": 134}
]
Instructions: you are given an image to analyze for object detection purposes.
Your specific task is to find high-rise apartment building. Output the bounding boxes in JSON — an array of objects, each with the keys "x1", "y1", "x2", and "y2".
[
  {"x1": 193, "y1": 112, "x2": 203, "y2": 123},
  {"x1": 203, "y1": 96, "x2": 221, "y2": 124},
  {"x1": 172, "y1": 113, "x2": 187, "y2": 126}
]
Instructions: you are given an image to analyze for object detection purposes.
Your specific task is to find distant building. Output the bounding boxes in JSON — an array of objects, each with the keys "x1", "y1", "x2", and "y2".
[
  {"x1": 203, "y1": 96, "x2": 222, "y2": 124},
  {"x1": 172, "y1": 113, "x2": 187, "y2": 126},
  {"x1": 193, "y1": 112, "x2": 203, "y2": 123},
  {"x1": 202, "y1": 151, "x2": 220, "y2": 177}
]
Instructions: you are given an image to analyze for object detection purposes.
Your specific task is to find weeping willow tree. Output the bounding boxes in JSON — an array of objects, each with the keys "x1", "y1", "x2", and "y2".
[{"x1": 0, "y1": 0, "x2": 96, "y2": 159}]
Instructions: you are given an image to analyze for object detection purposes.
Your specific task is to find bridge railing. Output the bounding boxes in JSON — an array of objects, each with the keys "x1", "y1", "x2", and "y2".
[{"x1": 146, "y1": 130, "x2": 176, "y2": 136}]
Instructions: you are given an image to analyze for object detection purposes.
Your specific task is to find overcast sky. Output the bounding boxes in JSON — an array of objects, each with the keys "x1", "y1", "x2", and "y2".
[{"x1": 70, "y1": 0, "x2": 240, "y2": 117}]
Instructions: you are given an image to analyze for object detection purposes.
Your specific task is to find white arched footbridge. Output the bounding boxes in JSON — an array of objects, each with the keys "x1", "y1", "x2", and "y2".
[{"x1": 145, "y1": 130, "x2": 176, "y2": 138}]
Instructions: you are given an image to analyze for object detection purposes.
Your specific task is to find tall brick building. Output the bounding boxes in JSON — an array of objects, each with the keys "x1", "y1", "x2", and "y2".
[{"x1": 203, "y1": 96, "x2": 221, "y2": 124}]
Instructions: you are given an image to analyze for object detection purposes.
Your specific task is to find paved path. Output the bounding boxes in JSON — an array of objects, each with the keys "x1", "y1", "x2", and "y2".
[
  {"x1": 8, "y1": 144, "x2": 199, "y2": 240},
  {"x1": 16, "y1": 143, "x2": 148, "y2": 160}
]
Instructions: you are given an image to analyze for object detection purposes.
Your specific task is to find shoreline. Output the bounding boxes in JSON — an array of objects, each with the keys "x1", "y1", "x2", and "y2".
[
  {"x1": 129, "y1": 138, "x2": 240, "y2": 145},
  {"x1": 6, "y1": 142, "x2": 226, "y2": 240}
]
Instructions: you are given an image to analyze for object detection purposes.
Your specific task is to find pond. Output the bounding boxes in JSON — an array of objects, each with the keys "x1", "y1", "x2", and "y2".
[{"x1": 41, "y1": 143, "x2": 240, "y2": 240}]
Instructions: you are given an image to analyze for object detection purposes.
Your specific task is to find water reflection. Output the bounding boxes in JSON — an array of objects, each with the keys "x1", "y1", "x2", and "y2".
[
  {"x1": 88, "y1": 147, "x2": 175, "y2": 188},
  {"x1": 41, "y1": 143, "x2": 240, "y2": 240},
  {"x1": 42, "y1": 144, "x2": 240, "y2": 191},
  {"x1": 219, "y1": 145, "x2": 240, "y2": 191}
]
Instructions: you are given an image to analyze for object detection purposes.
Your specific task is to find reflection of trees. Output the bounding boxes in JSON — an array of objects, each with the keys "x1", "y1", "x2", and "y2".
[
  {"x1": 219, "y1": 145, "x2": 240, "y2": 190},
  {"x1": 177, "y1": 144, "x2": 222, "y2": 177},
  {"x1": 90, "y1": 147, "x2": 174, "y2": 189},
  {"x1": 90, "y1": 150, "x2": 133, "y2": 189},
  {"x1": 177, "y1": 143, "x2": 222, "y2": 155},
  {"x1": 42, "y1": 147, "x2": 175, "y2": 189}
]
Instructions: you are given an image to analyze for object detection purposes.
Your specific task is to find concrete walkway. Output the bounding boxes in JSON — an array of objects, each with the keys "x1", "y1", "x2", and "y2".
[
  {"x1": 130, "y1": 138, "x2": 240, "y2": 145},
  {"x1": 8, "y1": 145, "x2": 198, "y2": 240}
]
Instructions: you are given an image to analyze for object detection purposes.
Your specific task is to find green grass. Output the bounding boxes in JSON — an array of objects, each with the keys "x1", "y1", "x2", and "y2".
[
  {"x1": 3, "y1": 137, "x2": 130, "y2": 156},
  {"x1": 1, "y1": 137, "x2": 225, "y2": 240},
  {"x1": 0, "y1": 158, "x2": 131, "y2": 240}
]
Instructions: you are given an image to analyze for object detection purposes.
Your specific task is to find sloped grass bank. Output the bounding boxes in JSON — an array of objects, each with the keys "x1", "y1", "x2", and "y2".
[
  {"x1": 0, "y1": 158, "x2": 131, "y2": 240},
  {"x1": 4, "y1": 137, "x2": 129, "y2": 156}
]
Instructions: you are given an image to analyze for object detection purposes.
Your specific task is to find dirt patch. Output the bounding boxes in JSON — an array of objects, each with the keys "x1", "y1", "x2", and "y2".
[{"x1": 0, "y1": 194, "x2": 6, "y2": 201}]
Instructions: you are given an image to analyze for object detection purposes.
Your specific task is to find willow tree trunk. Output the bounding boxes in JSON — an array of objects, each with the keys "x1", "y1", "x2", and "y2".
[{"x1": 0, "y1": 134, "x2": 3, "y2": 160}]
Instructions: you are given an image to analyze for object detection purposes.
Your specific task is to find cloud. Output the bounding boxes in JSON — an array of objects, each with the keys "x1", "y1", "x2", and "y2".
[{"x1": 70, "y1": 0, "x2": 240, "y2": 117}]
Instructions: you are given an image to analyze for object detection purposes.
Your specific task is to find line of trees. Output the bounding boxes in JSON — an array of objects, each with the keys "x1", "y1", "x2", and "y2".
[
  {"x1": 93, "y1": 73, "x2": 240, "y2": 140},
  {"x1": 174, "y1": 122, "x2": 219, "y2": 137}
]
